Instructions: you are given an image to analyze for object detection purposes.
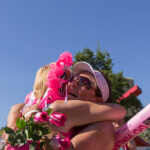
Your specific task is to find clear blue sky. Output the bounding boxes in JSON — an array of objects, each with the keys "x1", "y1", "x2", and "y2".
[{"x1": 0, "y1": 0, "x2": 150, "y2": 128}]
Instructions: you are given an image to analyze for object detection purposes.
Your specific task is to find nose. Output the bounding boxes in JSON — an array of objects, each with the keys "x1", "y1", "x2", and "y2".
[{"x1": 68, "y1": 78, "x2": 79, "y2": 88}]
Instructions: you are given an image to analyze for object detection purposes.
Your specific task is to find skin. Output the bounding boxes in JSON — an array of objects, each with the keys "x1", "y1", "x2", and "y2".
[
  {"x1": 68, "y1": 121, "x2": 115, "y2": 150},
  {"x1": 67, "y1": 72, "x2": 103, "y2": 102},
  {"x1": 2, "y1": 103, "x2": 25, "y2": 143},
  {"x1": 3, "y1": 71, "x2": 126, "y2": 150},
  {"x1": 50, "y1": 72, "x2": 126, "y2": 132},
  {"x1": 50, "y1": 100, "x2": 126, "y2": 133}
]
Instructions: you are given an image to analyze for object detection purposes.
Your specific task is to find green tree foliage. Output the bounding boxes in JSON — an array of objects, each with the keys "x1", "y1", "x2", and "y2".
[
  {"x1": 0, "y1": 127, "x2": 4, "y2": 136},
  {"x1": 74, "y1": 45, "x2": 143, "y2": 121},
  {"x1": 139, "y1": 128, "x2": 150, "y2": 144},
  {"x1": 120, "y1": 96, "x2": 143, "y2": 121}
]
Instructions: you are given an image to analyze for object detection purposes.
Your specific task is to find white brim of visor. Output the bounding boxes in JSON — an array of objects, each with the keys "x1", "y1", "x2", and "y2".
[{"x1": 73, "y1": 61, "x2": 109, "y2": 102}]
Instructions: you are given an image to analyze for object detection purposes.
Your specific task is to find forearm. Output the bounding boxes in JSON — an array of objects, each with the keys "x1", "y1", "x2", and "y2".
[
  {"x1": 50, "y1": 100, "x2": 126, "y2": 132},
  {"x1": 2, "y1": 103, "x2": 25, "y2": 143},
  {"x1": 7, "y1": 103, "x2": 25, "y2": 129}
]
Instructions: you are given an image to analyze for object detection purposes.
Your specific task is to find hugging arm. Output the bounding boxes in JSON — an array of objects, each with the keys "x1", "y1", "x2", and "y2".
[
  {"x1": 2, "y1": 103, "x2": 25, "y2": 143},
  {"x1": 4, "y1": 100, "x2": 126, "y2": 150},
  {"x1": 50, "y1": 100, "x2": 126, "y2": 133},
  {"x1": 7, "y1": 103, "x2": 25, "y2": 129}
]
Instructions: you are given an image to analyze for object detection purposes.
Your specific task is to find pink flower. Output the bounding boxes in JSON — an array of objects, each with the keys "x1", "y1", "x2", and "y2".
[
  {"x1": 50, "y1": 135, "x2": 70, "y2": 150},
  {"x1": 34, "y1": 112, "x2": 49, "y2": 124},
  {"x1": 59, "y1": 136, "x2": 70, "y2": 150},
  {"x1": 49, "y1": 112, "x2": 67, "y2": 127},
  {"x1": 49, "y1": 135, "x2": 61, "y2": 149}
]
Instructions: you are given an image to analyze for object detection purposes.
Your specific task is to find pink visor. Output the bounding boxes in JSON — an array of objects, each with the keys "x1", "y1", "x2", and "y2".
[{"x1": 73, "y1": 61, "x2": 109, "y2": 102}]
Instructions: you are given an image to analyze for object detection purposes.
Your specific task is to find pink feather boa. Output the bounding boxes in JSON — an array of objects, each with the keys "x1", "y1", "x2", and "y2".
[{"x1": 38, "y1": 51, "x2": 74, "y2": 110}]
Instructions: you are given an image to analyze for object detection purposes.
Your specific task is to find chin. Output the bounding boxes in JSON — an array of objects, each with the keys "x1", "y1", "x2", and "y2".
[{"x1": 67, "y1": 95, "x2": 78, "y2": 100}]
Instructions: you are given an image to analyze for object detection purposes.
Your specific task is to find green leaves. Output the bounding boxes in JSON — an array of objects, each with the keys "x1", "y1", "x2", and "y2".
[
  {"x1": 4, "y1": 127, "x2": 15, "y2": 135},
  {"x1": 5, "y1": 111, "x2": 51, "y2": 150},
  {"x1": 25, "y1": 128, "x2": 31, "y2": 139},
  {"x1": 8, "y1": 134, "x2": 16, "y2": 146},
  {"x1": 29, "y1": 142, "x2": 38, "y2": 150},
  {"x1": 16, "y1": 118, "x2": 26, "y2": 129},
  {"x1": 74, "y1": 45, "x2": 143, "y2": 121},
  {"x1": 46, "y1": 108, "x2": 52, "y2": 115},
  {"x1": 6, "y1": 131, "x2": 26, "y2": 147}
]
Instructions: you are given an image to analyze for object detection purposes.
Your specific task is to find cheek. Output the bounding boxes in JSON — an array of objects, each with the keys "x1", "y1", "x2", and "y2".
[
  {"x1": 78, "y1": 87, "x2": 87, "y2": 99},
  {"x1": 79, "y1": 87, "x2": 96, "y2": 100}
]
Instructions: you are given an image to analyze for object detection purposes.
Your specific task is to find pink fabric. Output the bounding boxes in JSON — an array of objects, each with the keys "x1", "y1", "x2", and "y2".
[
  {"x1": 60, "y1": 125, "x2": 89, "y2": 139},
  {"x1": 24, "y1": 92, "x2": 32, "y2": 104},
  {"x1": 25, "y1": 52, "x2": 73, "y2": 111},
  {"x1": 38, "y1": 98, "x2": 55, "y2": 110},
  {"x1": 50, "y1": 134, "x2": 70, "y2": 150},
  {"x1": 58, "y1": 135, "x2": 70, "y2": 150},
  {"x1": 60, "y1": 130, "x2": 73, "y2": 139}
]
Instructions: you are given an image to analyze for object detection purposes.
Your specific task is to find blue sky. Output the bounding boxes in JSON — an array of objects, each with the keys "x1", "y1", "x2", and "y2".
[{"x1": 0, "y1": 0, "x2": 150, "y2": 128}]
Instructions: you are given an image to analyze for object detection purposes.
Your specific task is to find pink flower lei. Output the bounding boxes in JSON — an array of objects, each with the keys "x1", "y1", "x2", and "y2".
[{"x1": 38, "y1": 51, "x2": 74, "y2": 110}]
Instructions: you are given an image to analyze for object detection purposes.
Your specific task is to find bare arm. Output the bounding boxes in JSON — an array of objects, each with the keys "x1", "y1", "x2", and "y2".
[
  {"x1": 7, "y1": 102, "x2": 41, "y2": 128},
  {"x1": 2, "y1": 103, "x2": 25, "y2": 143},
  {"x1": 7, "y1": 103, "x2": 25, "y2": 129},
  {"x1": 50, "y1": 100, "x2": 126, "y2": 132}
]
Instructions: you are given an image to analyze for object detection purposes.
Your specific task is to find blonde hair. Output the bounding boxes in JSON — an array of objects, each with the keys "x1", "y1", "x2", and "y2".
[{"x1": 33, "y1": 64, "x2": 51, "y2": 99}]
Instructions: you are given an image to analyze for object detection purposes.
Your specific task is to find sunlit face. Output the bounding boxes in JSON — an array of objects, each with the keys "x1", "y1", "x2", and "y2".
[{"x1": 67, "y1": 71, "x2": 103, "y2": 103}]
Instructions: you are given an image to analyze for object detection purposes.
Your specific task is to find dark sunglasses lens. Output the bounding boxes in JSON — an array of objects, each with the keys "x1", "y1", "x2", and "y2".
[{"x1": 79, "y1": 76, "x2": 92, "y2": 88}]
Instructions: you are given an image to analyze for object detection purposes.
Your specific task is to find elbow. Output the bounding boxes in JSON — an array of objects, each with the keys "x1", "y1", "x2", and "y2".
[
  {"x1": 107, "y1": 103, "x2": 127, "y2": 121},
  {"x1": 109, "y1": 104, "x2": 127, "y2": 121},
  {"x1": 10, "y1": 103, "x2": 24, "y2": 113},
  {"x1": 117, "y1": 105, "x2": 127, "y2": 120}
]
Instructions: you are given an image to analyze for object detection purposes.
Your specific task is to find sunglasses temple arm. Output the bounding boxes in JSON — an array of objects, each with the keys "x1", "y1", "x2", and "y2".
[{"x1": 65, "y1": 84, "x2": 68, "y2": 104}]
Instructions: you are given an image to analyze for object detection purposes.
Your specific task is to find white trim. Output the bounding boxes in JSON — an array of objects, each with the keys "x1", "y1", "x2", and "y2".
[{"x1": 24, "y1": 110, "x2": 39, "y2": 118}]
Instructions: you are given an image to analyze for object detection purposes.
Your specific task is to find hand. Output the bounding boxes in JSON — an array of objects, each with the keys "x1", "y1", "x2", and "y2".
[
  {"x1": 2, "y1": 125, "x2": 16, "y2": 144},
  {"x1": 2, "y1": 131, "x2": 8, "y2": 144},
  {"x1": 22, "y1": 101, "x2": 41, "y2": 120}
]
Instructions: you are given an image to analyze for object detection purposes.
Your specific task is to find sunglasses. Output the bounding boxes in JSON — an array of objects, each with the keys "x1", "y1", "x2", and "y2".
[{"x1": 72, "y1": 74, "x2": 94, "y2": 89}]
